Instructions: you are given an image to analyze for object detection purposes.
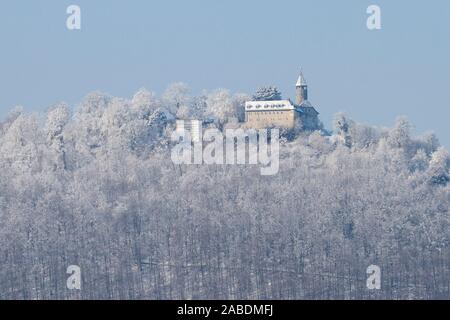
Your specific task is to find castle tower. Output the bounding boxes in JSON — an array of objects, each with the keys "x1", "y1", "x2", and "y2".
[{"x1": 295, "y1": 71, "x2": 308, "y2": 105}]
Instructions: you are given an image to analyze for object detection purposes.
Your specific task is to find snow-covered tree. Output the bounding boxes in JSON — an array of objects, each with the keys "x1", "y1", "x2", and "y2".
[
  {"x1": 131, "y1": 88, "x2": 160, "y2": 116},
  {"x1": 232, "y1": 93, "x2": 250, "y2": 122},
  {"x1": 252, "y1": 86, "x2": 282, "y2": 101},
  {"x1": 161, "y1": 82, "x2": 191, "y2": 115},
  {"x1": 0, "y1": 88, "x2": 449, "y2": 300},
  {"x1": 205, "y1": 89, "x2": 235, "y2": 126},
  {"x1": 333, "y1": 113, "x2": 353, "y2": 148},
  {"x1": 428, "y1": 147, "x2": 450, "y2": 186},
  {"x1": 387, "y1": 117, "x2": 412, "y2": 149},
  {"x1": 45, "y1": 103, "x2": 70, "y2": 170}
]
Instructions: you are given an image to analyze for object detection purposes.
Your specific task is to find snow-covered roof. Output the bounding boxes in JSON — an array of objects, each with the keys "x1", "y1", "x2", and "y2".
[
  {"x1": 297, "y1": 100, "x2": 319, "y2": 114},
  {"x1": 296, "y1": 72, "x2": 307, "y2": 87},
  {"x1": 299, "y1": 100, "x2": 313, "y2": 108},
  {"x1": 245, "y1": 100, "x2": 295, "y2": 111}
]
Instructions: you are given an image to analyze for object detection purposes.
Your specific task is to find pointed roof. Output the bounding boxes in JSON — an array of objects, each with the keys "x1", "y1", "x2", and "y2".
[
  {"x1": 296, "y1": 100, "x2": 319, "y2": 115},
  {"x1": 296, "y1": 71, "x2": 307, "y2": 87}
]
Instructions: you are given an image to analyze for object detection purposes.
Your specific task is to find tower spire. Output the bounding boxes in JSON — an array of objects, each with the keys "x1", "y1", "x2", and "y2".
[{"x1": 296, "y1": 70, "x2": 307, "y2": 87}]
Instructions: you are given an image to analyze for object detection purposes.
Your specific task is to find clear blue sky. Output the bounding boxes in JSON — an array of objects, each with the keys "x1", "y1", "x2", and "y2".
[{"x1": 1, "y1": 0, "x2": 450, "y2": 146}]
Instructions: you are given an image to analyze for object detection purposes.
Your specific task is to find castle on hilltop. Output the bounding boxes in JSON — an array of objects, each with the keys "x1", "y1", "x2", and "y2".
[
  {"x1": 245, "y1": 71, "x2": 320, "y2": 131},
  {"x1": 176, "y1": 71, "x2": 321, "y2": 142}
]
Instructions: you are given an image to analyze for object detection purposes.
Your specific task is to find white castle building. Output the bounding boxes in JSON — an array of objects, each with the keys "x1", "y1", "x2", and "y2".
[{"x1": 245, "y1": 72, "x2": 320, "y2": 130}]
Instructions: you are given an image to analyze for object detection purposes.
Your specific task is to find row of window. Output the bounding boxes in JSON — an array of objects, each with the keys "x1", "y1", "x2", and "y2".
[
  {"x1": 248, "y1": 118, "x2": 291, "y2": 121},
  {"x1": 247, "y1": 104, "x2": 288, "y2": 109},
  {"x1": 248, "y1": 111, "x2": 290, "y2": 115}
]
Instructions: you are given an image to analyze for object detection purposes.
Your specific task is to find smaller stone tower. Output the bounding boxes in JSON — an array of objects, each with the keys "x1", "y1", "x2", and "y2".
[{"x1": 295, "y1": 71, "x2": 308, "y2": 105}]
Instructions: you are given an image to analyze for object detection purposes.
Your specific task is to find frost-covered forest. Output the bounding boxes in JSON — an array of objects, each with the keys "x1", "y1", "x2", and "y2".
[{"x1": 0, "y1": 84, "x2": 449, "y2": 299}]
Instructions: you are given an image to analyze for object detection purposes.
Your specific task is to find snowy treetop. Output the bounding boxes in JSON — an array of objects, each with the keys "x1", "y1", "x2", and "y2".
[{"x1": 252, "y1": 86, "x2": 282, "y2": 101}]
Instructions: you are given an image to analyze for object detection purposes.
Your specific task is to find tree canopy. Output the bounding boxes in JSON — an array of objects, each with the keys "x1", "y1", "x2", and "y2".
[
  {"x1": 253, "y1": 86, "x2": 282, "y2": 101},
  {"x1": 0, "y1": 86, "x2": 449, "y2": 299}
]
